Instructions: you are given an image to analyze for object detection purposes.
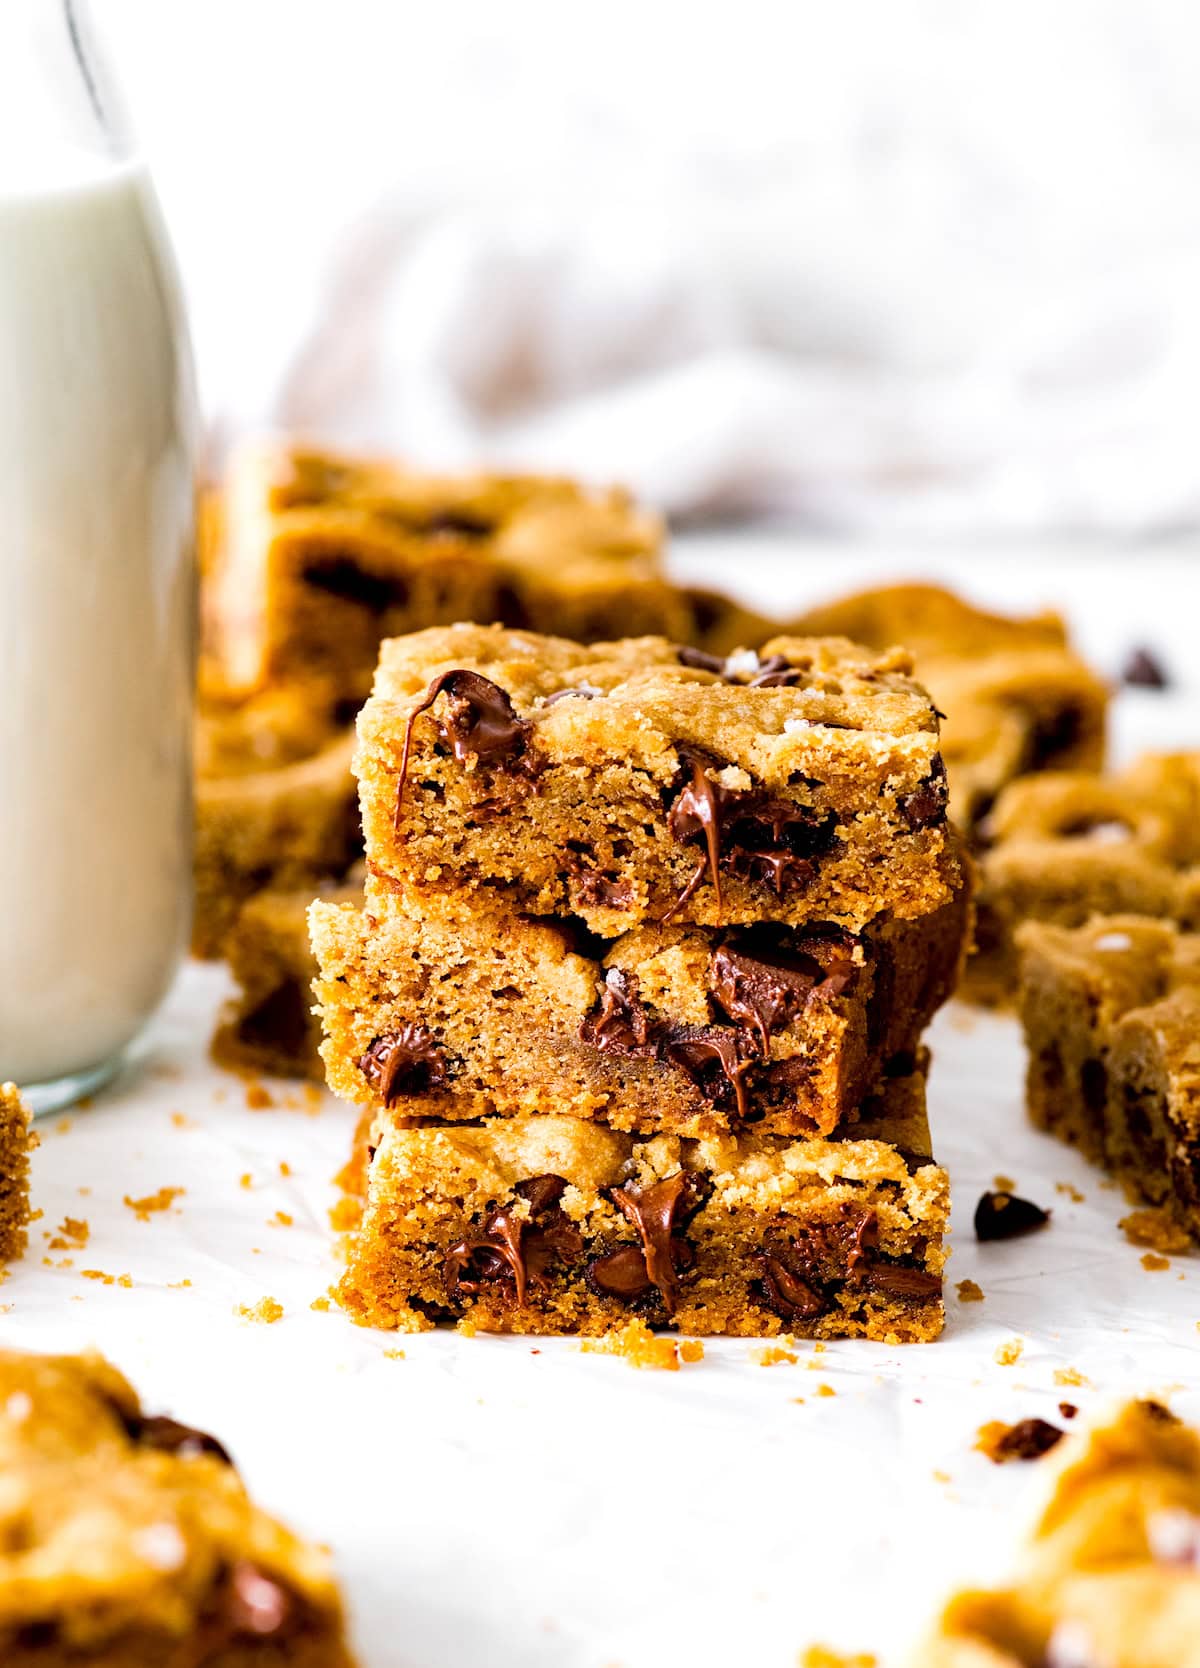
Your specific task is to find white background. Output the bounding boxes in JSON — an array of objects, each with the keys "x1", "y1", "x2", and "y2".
[
  {"x1": 7, "y1": 544, "x2": 1200, "y2": 1667},
  {"x1": 89, "y1": 0, "x2": 1200, "y2": 534}
]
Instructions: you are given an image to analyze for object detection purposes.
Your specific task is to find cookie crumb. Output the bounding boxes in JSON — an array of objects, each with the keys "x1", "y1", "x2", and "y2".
[
  {"x1": 244, "y1": 1080, "x2": 274, "y2": 1110},
  {"x1": 310, "y1": 1295, "x2": 331, "y2": 1313},
  {"x1": 236, "y1": 1296, "x2": 284, "y2": 1324},
  {"x1": 169, "y1": 1112, "x2": 193, "y2": 1130},
  {"x1": 815, "y1": 1383, "x2": 837, "y2": 1398},
  {"x1": 975, "y1": 1417, "x2": 1064, "y2": 1463},
  {"x1": 1055, "y1": 1182, "x2": 1085, "y2": 1203},
  {"x1": 994, "y1": 1337, "x2": 1024, "y2": 1366},
  {"x1": 1053, "y1": 1367, "x2": 1089, "y2": 1388},
  {"x1": 580, "y1": 1320, "x2": 704, "y2": 1371},
  {"x1": 269, "y1": 1211, "x2": 293, "y2": 1228},
  {"x1": 80, "y1": 1269, "x2": 114, "y2": 1285},
  {"x1": 383, "y1": 1348, "x2": 406, "y2": 1360},
  {"x1": 124, "y1": 1187, "x2": 184, "y2": 1221},
  {"x1": 167, "y1": 1279, "x2": 192, "y2": 1289},
  {"x1": 799, "y1": 1648, "x2": 877, "y2": 1668},
  {"x1": 1121, "y1": 1207, "x2": 1191, "y2": 1254},
  {"x1": 47, "y1": 1217, "x2": 89, "y2": 1251},
  {"x1": 239, "y1": 1173, "x2": 253, "y2": 1191},
  {"x1": 279, "y1": 1161, "x2": 292, "y2": 1178},
  {"x1": 956, "y1": 1279, "x2": 985, "y2": 1303},
  {"x1": 1141, "y1": 1251, "x2": 1171, "y2": 1272},
  {"x1": 753, "y1": 1344, "x2": 799, "y2": 1366},
  {"x1": 993, "y1": 1174, "x2": 1017, "y2": 1193}
]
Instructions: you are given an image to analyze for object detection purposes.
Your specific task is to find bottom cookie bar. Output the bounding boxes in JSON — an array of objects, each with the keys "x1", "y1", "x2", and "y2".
[
  {"x1": 917, "y1": 1399, "x2": 1200, "y2": 1668},
  {"x1": 337, "y1": 1062, "x2": 947, "y2": 1341},
  {"x1": 1017, "y1": 915, "x2": 1200, "y2": 1235},
  {"x1": 0, "y1": 1347, "x2": 354, "y2": 1665},
  {"x1": 0, "y1": 1083, "x2": 33, "y2": 1266}
]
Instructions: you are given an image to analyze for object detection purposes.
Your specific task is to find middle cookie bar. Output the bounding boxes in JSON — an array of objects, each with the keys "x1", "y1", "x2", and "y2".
[
  {"x1": 310, "y1": 884, "x2": 969, "y2": 1139},
  {"x1": 356, "y1": 623, "x2": 961, "y2": 934}
]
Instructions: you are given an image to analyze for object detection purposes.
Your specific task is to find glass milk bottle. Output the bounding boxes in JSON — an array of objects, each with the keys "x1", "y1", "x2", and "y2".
[{"x1": 0, "y1": 1, "x2": 197, "y2": 1111}]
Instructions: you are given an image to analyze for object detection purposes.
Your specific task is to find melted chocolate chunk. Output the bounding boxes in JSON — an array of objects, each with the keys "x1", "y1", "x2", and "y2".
[
  {"x1": 757, "y1": 1205, "x2": 938, "y2": 1319},
  {"x1": 974, "y1": 1190, "x2": 1051, "y2": 1242},
  {"x1": 665, "y1": 748, "x2": 727, "y2": 917},
  {"x1": 394, "y1": 669, "x2": 535, "y2": 828},
  {"x1": 900, "y1": 755, "x2": 949, "y2": 831},
  {"x1": 991, "y1": 1418, "x2": 1065, "y2": 1463},
  {"x1": 587, "y1": 1242, "x2": 660, "y2": 1300},
  {"x1": 605, "y1": 1172, "x2": 704, "y2": 1314},
  {"x1": 120, "y1": 1411, "x2": 234, "y2": 1468},
  {"x1": 709, "y1": 929, "x2": 855, "y2": 1053},
  {"x1": 579, "y1": 969, "x2": 656, "y2": 1053},
  {"x1": 358, "y1": 1024, "x2": 450, "y2": 1103},
  {"x1": 659, "y1": 1024, "x2": 756, "y2": 1119},
  {"x1": 1122, "y1": 646, "x2": 1170, "y2": 689},
  {"x1": 444, "y1": 1174, "x2": 582, "y2": 1309},
  {"x1": 543, "y1": 683, "x2": 604, "y2": 705}
]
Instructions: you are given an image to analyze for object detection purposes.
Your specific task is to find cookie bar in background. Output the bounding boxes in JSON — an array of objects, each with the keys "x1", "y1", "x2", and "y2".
[
  {"x1": 193, "y1": 727, "x2": 361, "y2": 960},
  {"x1": 310, "y1": 879, "x2": 969, "y2": 1138},
  {"x1": 790, "y1": 582, "x2": 1109, "y2": 838},
  {"x1": 0, "y1": 1084, "x2": 33, "y2": 1266},
  {"x1": 212, "y1": 877, "x2": 362, "y2": 1082},
  {"x1": 337, "y1": 1060, "x2": 947, "y2": 1341},
  {"x1": 357, "y1": 624, "x2": 961, "y2": 935},
  {"x1": 0, "y1": 1348, "x2": 355, "y2": 1665},
  {"x1": 918, "y1": 1399, "x2": 1200, "y2": 1667},
  {"x1": 203, "y1": 440, "x2": 678, "y2": 710},
  {"x1": 968, "y1": 752, "x2": 1200, "y2": 1002},
  {"x1": 1017, "y1": 915, "x2": 1200, "y2": 1239}
]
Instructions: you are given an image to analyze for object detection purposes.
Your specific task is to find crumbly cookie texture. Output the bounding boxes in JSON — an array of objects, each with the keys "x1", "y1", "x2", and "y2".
[
  {"x1": 356, "y1": 623, "x2": 959, "y2": 934},
  {"x1": 193, "y1": 726, "x2": 361, "y2": 960},
  {"x1": 969, "y1": 752, "x2": 1200, "y2": 1003},
  {"x1": 1016, "y1": 914, "x2": 1200, "y2": 1238},
  {"x1": 311, "y1": 877, "x2": 969, "y2": 1139},
  {"x1": 918, "y1": 1399, "x2": 1200, "y2": 1668},
  {"x1": 336, "y1": 1062, "x2": 947, "y2": 1341},
  {"x1": 212, "y1": 877, "x2": 362, "y2": 1081},
  {"x1": 0, "y1": 1084, "x2": 33, "y2": 1266},
  {"x1": 0, "y1": 1347, "x2": 354, "y2": 1665},
  {"x1": 791, "y1": 582, "x2": 1108, "y2": 839},
  {"x1": 203, "y1": 440, "x2": 687, "y2": 709}
]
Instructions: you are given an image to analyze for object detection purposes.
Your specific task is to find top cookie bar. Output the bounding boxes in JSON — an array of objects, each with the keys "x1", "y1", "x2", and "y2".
[{"x1": 357, "y1": 624, "x2": 959, "y2": 933}]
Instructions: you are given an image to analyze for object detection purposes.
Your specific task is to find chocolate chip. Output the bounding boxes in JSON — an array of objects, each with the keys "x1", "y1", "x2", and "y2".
[
  {"x1": 444, "y1": 1174, "x2": 581, "y2": 1309},
  {"x1": 120, "y1": 1411, "x2": 233, "y2": 1467},
  {"x1": 394, "y1": 668, "x2": 536, "y2": 828},
  {"x1": 358, "y1": 1024, "x2": 449, "y2": 1103},
  {"x1": 676, "y1": 644, "x2": 728, "y2": 674},
  {"x1": 1058, "y1": 1402, "x2": 1079, "y2": 1420},
  {"x1": 579, "y1": 969, "x2": 656, "y2": 1054},
  {"x1": 990, "y1": 1418, "x2": 1065, "y2": 1462},
  {"x1": 748, "y1": 656, "x2": 808, "y2": 689},
  {"x1": 607, "y1": 1172, "x2": 704, "y2": 1314},
  {"x1": 302, "y1": 558, "x2": 404, "y2": 615},
  {"x1": 900, "y1": 756, "x2": 949, "y2": 831},
  {"x1": 659, "y1": 1024, "x2": 756, "y2": 1119},
  {"x1": 1122, "y1": 646, "x2": 1170, "y2": 689},
  {"x1": 974, "y1": 1190, "x2": 1051, "y2": 1242},
  {"x1": 756, "y1": 1253, "x2": 827, "y2": 1320}
]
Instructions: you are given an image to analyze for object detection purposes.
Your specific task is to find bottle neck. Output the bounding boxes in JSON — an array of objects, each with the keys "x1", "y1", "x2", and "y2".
[{"x1": 0, "y1": 0, "x2": 130, "y2": 177}]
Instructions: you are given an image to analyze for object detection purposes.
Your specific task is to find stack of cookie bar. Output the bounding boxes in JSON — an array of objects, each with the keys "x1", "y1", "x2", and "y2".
[{"x1": 311, "y1": 623, "x2": 972, "y2": 1340}]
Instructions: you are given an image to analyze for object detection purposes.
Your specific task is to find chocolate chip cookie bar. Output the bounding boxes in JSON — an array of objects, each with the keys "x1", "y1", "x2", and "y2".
[
  {"x1": 968, "y1": 752, "x2": 1200, "y2": 1002},
  {"x1": 792, "y1": 583, "x2": 1109, "y2": 838},
  {"x1": 357, "y1": 624, "x2": 960, "y2": 935},
  {"x1": 1, "y1": 1084, "x2": 33, "y2": 1265},
  {"x1": 1017, "y1": 915, "x2": 1200, "y2": 1237},
  {"x1": 310, "y1": 880, "x2": 969, "y2": 1138},
  {"x1": 194, "y1": 727, "x2": 361, "y2": 959},
  {"x1": 205, "y1": 441, "x2": 678, "y2": 709},
  {"x1": 336, "y1": 1060, "x2": 947, "y2": 1341},
  {"x1": 212, "y1": 877, "x2": 362, "y2": 1081},
  {"x1": 0, "y1": 1347, "x2": 354, "y2": 1665},
  {"x1": 918, "y1": 1399, "x2": 1200, "y2": 1668}
]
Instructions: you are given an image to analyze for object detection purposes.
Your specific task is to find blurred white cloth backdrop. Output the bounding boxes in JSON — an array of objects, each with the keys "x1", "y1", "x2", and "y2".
[{"x1": 104, "y1": 0, "x2": 1200, "y2": 532}]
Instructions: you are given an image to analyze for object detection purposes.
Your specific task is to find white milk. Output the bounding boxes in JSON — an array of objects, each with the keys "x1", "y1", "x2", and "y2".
[{"x1": 0, "y1": 153, "x2": 195, "y2": 1090}]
